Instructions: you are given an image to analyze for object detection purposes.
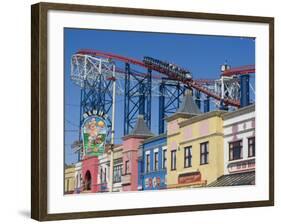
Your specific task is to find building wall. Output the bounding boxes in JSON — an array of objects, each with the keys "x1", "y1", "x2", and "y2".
[
  {"x1": 122, "y1": 137, "x2": 145, "y2": 191},
  {"x1": 139, "y1": 136, "x2": 167, "y2": 190},
  {"x1": 167, "y1": 112, "x2": 225, "y2": 188},
  {"x1": 64, "y1": 166, "x2": 75, "y2": 194},
  {"x1": 81, "y1": 156, "x2": 99, "y2": 193},
  {"x1": 97, "y1": 153, "x2": 110, "y2": 192},
  {"x1": 112, "y1": 146, "x2": 123, "y2": 192},
  {"x1": 223, "y1": 107, "x2": 255, "y2": 174},
  {"x1": 74, "y1": 162, "x2": 82, "y2": 193}
]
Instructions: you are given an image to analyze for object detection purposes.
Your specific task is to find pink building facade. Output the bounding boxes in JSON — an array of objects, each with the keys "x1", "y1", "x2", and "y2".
[
  {"x1": 121, "y1": 115, "x2": 154, "y2": 191},
  {"x1": 82, "y1": 156, "x2": 99, "y2": 193}
]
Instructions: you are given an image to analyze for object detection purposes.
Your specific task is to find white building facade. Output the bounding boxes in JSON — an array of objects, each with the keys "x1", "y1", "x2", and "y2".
[
  {"x1": 96, "y1": 145, "x2": 123, "y2": 193},
  {"x1": 223, "y1": 105, "x2": 255, "y2": 176},
  {"x1": 112, "y1": 145, "x2": 123, "y2": 192},
  {"x1": 74, "y1": 161, "x2": 82, "y2": 193},
  {"x1": 98, "y1": 153, "x2": 110, "y2": 192}
]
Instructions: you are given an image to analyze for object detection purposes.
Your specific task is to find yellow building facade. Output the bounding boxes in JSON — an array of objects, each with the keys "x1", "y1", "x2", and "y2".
[
  {"x1": 64, "y1": 165, "x2": 75, "y2": 194},
  {"x1": 166, "y1": 111, "x2": 226, "y2": 188}
]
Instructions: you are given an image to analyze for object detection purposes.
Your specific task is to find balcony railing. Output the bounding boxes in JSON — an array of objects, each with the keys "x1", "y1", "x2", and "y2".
[{"x1": 227, "y1": 158, "x2": 255, "y2": 173}]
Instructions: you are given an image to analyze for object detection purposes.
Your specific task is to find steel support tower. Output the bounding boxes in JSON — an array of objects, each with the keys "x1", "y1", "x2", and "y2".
[
  {"x1": 71, "y1": 54, "x2": 115, "y2": 160},
  {"x1": 124, "y1": 63, "x2": 152, "y2": 135},
  {"x1": 240, "y1": 74, "x2": 250, "y2": 107},
  {"x1": 194, "y1": 90, "x2": 201, "y2": 110},
  {"x1": 158, "y1": 79, "x2": 187, "y2": 134}
]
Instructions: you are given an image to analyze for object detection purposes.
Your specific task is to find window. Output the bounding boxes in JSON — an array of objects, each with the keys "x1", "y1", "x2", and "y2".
[
  {"x1": 162, "y1": 149, "x2": 167, "y2": 169},
  {"x1": 125, "y1": 160, "x2": 130, "y2": 174},
  {"x1": 146, "y1": 154, "x2": 150, "y2": 173},
  {"x1": 66, "y1": 179, "x2": 69, "y2": 192},
  {"x1": 113, "y1": 164, "x2": 122, "y2": 183},
  {"x1": 100, "y1": 168, "x2": 103, "y2": 183},
  {"x1": 76, "y1": 175, "x2": 79, "y2": 188},
  {"x1": 184, "y1": 146, "x2": 192, "y2": 168},
  {"x1": 154, "y1": 151, "x2": 158, "y2": 171},
  {"x1": 229, "y1": 140, "x2": 243, "y2": 161},
  {"x1": 248, "y1": 137, "x2": 255, "y2": 157},
  {"x1": 104, "y1": 167, "x2": 107, "y2": 183},
  {"x1": 171, "y1": 150, "x2": 176, "y2": 170},
  {"x1": 200, "y1": 142, "x2": 209, "y2": 165}
]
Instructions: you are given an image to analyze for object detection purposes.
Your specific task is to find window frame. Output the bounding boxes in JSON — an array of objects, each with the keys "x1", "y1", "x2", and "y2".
[
  {"x1": 104, "y1": 167, "x2": 107, "y2": 183},
  {"x1": 162, "y1": 148, "x2": 167, "y2": 169},
  {"x1": 154, "y1": 151, "x2": 159, "y2": 171},
  {"x1": 248, "y1": 137, "x2": 255, "y2": 157},
  {"x1": 171, "y1": 150, "x2": 177, "y2": 171},
  {"x1": 146, "y1": 153, "x2": 150, "y2": 173},
  {"x1": 113, "y1": 164, "x2": 122, "y2": 183},
  {"x1": 184, "y1": 146, "x2": 192, "y2": 168},
  {"x1": 124, "y1": 160, "x2": 130, "y2": 175},
  {"x1": 200, "y1": 142, "x2": 209, "y2": 165},
  {"x1": 229, "y1": 140, "x2": 243, "y2": 161}
]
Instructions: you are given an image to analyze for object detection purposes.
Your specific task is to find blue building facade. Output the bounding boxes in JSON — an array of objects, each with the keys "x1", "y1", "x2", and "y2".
[{"x1": 138, "y1": 134, "x2": 167, "y2": 190}]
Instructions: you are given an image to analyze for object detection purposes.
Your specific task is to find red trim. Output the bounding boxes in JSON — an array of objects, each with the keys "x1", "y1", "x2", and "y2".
[{"x1": 222, "y1": 65, "x2": 255, "y2": 77}]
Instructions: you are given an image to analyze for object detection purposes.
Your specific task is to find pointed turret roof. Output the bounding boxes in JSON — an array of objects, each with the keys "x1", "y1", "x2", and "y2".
[
  {"x1": 177, "y1": 91, "x2": 202, "y2": 115},
  {"x1": 123, "y1": 115, "x2": 154, "y2": 140},
  {"x1": 166, "y1": 90, "x2": 201, "y2": 122}
]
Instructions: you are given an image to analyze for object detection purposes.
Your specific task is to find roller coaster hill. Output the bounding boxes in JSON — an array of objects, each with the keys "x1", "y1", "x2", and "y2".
[{"x1": 71, "y1": 49, "x2": 255, "y2": 137}]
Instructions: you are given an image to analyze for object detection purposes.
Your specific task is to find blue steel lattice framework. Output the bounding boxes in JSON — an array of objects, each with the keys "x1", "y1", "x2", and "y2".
[
  {"x1": 77, "y1": 76, "x2": 113, "y2": 160},
  {"x1": 124, "y1": 63, "x2": 152, "y2": 135},
  {"x1": 79, "y1": 75, "x2": 113, "y2": 124},
  {"x1": 158, "y1": 79, "x2": 187, "y2": 134},
  {"x1": 70, "y1": 54, "x2": 115, "y2": 161},
  {"x1": 240, "y1": 75, "x2": 250, "y2": 107}
]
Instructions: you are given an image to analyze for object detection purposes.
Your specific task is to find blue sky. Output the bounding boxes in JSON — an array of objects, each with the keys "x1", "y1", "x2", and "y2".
[{"x1": 64, "y1": 28, "x2": 255, "y2": 165}]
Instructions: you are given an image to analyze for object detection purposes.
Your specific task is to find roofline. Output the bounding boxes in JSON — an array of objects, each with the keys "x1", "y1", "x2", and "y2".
[
  {"x1": 179, "y1": 110, "x2": 227, "y2": 127},
  {"x1": 165, "y1": 112, "x2": 198, "y2": 122},
  {"x1": 222, "y1": 104, "x2": 255, "y2": 120},
  {"x1": 142, "y1": 133, "x2": 167, "y2": 144},
  {"x1": 122, "y1": 134, "x2": 154, "y2": 141}
]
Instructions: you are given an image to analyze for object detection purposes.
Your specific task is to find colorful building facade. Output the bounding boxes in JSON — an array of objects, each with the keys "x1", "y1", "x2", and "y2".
[
  {"x1": 166, "y1": 92, "x2": 226, "y2": 188},
  {"x1": 208, "y1": 104, "x2": 255, "y2": 186},
  {"x1": 112, "y1": 145, "x2": 123, "y2": 192},
  {"x1": 67, "y1": 96, "x2": 256, "y2": 193},
  {"x1": 122, "y1": 115, "x2": 154, "y2": 191},
  {"x1": 74, "y1": 161, "x2": 82, "y2": 193},
  {"x1": 138, "y1": 134, "x2": 167, "y2": 190},
  {"x1": 81, "y1": 156, "x2": 99, "y2": 193},
  {"x1": 97, "y1": 152, "x2": 110, "y2": 192},
  {"x1": 64, "y1": 164, "x2": 75, "y2": 194}
]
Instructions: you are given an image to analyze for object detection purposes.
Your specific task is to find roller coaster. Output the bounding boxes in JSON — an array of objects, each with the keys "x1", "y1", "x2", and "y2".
[{"x1": 71, "y1": 49, "x2": 255, "y2": 136}]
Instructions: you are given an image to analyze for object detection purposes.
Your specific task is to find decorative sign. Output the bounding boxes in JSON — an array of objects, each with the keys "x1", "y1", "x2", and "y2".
[
  {"x1": 156, "y1": 177, "x2": 161, "y2": 187},
  {"x1": 82, "y1": 114, "x2": 108, "y2": 157},
  {"x1": 145, "y1": 178, "x2": 149, "y2": 188},
  {"x1": 83, "y1": 109, "x2": 109, "y2": 120},
  {"x1": 178, "y1": 172, "x2": 201, "y2": 185},
  {"x1": 148, "y1": 178, "x2": 153, "y2": 188},
  {"x1": 227, "y1": 158, "x2": 255, "y2": 173},
  {"x1": 153, "y1": 177, "x2": 157, "y2": 188}
]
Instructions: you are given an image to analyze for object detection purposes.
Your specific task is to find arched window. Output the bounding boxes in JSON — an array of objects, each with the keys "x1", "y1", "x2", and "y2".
[{"x1": 85, "y1": 171, "x2": 91, "y2": 190}]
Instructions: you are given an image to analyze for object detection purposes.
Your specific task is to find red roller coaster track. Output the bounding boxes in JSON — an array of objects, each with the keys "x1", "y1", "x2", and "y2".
[
  {"x1": 222, "y1": 65, "x2": 255, "y2": 77},
  {"x1": 76, "y1": 49, "x2": 255, "y2": 108}
]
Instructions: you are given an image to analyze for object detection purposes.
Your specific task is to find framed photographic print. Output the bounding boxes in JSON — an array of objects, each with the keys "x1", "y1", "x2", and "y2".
[{"x1": 31, "y1": 2, "x2": 274, "y2": 221}]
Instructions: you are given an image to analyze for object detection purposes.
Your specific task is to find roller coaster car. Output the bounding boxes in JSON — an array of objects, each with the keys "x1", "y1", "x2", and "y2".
[
  {"x1": 184, "y1": 72, "x2": 192, "y2": 80},
  {"x1": 143, "y1": 56, "x2": 192, "y2": 80}
]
